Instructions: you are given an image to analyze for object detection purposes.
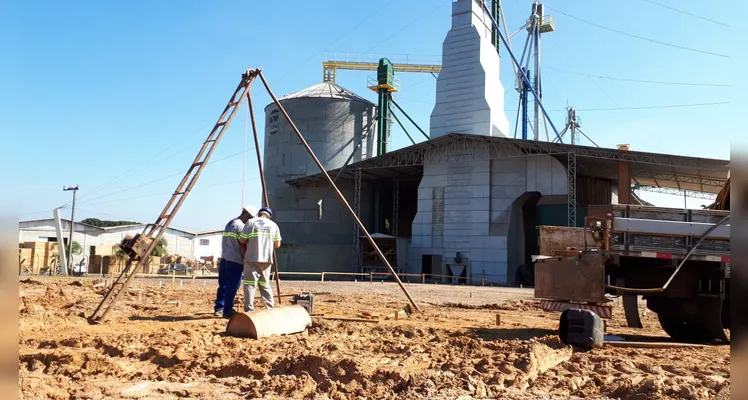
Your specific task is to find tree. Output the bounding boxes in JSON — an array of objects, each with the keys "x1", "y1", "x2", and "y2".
[
  {"x1": 152, "y1": 237, "x2": 169, "y2": 257},
  {"x1": 81, "y1": 218, "x2": 139, "y2": 227},
  {"x1": 114, "y1": 237, "x2": 169, "y2": 258},
  {"x1": 66, "y1": 241, "x2": 82, "y2": 256}
]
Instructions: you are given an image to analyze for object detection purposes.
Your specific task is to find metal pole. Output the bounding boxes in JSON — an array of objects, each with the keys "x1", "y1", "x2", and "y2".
[
  {"x1": 521, "y1": 69, "x2": 529, "y2": 140},
  {"x1": 257, "y1": 71, "x2": 421, "y2": 313},
  {"x1": 481, "y1": 1, "x2": 562, "y2": 141},
  {"x1": 576, "y1": 128, "x2": 600, "y2": 147},
  {"x1": 53, "y1": 208, "x2": 68, "y2": 276},
  {"x1": 246, "y1": 94, "x2": 282, "y2": 303},
  {"x1": 533, "y1": 14, "x2": 540, "y2": 141},
  {"x1": 389, "y1": 107, "x2": 416, "y2": 145},
  {"x1": 570, "y1": 108, "x2": 575, "y2": 145},
  {"x1": 390, "y1": 98, "x2": 429, "y2": 140},
  {"x1": 242, "y1": 102, "x2": 248, "y2": 206},
  {"x1": 63, "y1": 185, "x2": 79, "y2": 269}
]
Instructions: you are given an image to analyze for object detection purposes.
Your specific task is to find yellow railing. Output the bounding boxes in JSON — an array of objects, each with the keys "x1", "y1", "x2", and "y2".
[{"x1": 323, "y1": 61, "x2": 441, "y2": 83}]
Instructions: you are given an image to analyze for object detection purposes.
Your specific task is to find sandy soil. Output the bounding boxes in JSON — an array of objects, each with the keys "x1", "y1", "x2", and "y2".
[{"x1": 19, "y1": 277, "x2": 730, "y2": 400}]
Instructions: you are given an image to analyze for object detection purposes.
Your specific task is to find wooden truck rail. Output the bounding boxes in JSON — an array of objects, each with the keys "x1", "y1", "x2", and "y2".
[{"x1": 586, "y1": 204, "x2": 731, "y2": 263}]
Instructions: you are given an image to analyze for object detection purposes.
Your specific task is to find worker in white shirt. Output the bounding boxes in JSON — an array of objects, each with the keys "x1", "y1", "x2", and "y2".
[{"x1": 239, "y1": 207, "x2": 281, "y2": 312}]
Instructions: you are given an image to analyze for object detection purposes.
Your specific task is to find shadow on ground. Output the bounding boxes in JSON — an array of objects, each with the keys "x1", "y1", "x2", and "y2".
[
  {"x1": 130, "y1": 314, "x2": 219, "y2": 322},
  {"x1": 468, "y1": 327, "x2": 557, "y2": 341}
]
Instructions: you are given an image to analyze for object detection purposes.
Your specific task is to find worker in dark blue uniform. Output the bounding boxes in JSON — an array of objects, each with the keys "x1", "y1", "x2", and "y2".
[{"x1": 214, "y1": 205, "x2": 257, "y2": 318}]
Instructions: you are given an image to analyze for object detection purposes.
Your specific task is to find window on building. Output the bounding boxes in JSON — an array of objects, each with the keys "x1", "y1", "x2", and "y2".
[{"x1": 199, "y1": 239, "x2": 209, "y2": 246}]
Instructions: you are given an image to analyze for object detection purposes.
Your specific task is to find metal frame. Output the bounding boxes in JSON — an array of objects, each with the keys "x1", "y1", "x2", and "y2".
[
  {"x1": 634, "y1": 185, "x2": 718, "y2": 200},
  {"x1": 323, "y1": 61, "x2": 441, "y2": 83},
  {"x1": 392, "y1": 180, "x2": 399, "y2": 238},
  {"x1": 288, "y1": 134, "x2": 728, "y2": 192},
  {"x1": 352, "y1": 168, "x2": 362, "y2": 273},
  {"x1": 90, "y1": 69, "x2": 260, "y2": 323},
  {"x1": 567, "y1": 152, "x2": 576, "y2": 227}
]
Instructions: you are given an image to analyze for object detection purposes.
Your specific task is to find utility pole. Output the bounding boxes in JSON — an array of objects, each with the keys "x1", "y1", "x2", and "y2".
[{"x1": 63, "y1": 185, "x2": 79, "y2": 269}]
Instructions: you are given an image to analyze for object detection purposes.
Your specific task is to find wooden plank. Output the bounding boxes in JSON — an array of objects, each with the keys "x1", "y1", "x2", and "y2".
[
  {"x1": 534, "y1": 252, "x2": 607, "y2": 304},
  {"x1": 538, "y1": 226, "x2": 595, "y2": 255},
  {"x1": 94, "y1": 245, "x2": 114, "y2": 256},
  {"x1": 604, "y1": 341, "x2": 706, "y2": 349}
]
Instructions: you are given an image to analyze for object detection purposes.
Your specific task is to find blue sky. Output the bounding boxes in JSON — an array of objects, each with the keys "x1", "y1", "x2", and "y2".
[{"x1": 2, "y1": 0, "x2": 740, "y2": 231}]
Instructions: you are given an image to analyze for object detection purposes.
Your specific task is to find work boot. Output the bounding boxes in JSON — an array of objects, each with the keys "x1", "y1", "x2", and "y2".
[
  {"x1": 213, "y1": 310, "x2": 223, "y2": 318},
  {"x1": 223, "y1": 309, "x2": 236, "y2": 319}
]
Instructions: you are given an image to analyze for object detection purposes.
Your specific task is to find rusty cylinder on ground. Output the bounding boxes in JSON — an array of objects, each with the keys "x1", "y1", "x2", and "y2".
[{"x1": 225, "y1": 305, "x2": 312, "y2": 339}]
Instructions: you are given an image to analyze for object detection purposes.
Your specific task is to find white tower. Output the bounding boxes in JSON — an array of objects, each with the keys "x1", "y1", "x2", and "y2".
[{"x1": 430, "y1": 0, "x2": 510, "y2": 139}]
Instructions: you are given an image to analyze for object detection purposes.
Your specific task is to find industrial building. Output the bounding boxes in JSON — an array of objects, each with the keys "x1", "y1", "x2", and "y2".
[
  {"x1": 263, "y1": 0, "x2": 730, "y2": 285},
  {"x1": 18, "y1": 218, "x2": 223, "y2": 265}
]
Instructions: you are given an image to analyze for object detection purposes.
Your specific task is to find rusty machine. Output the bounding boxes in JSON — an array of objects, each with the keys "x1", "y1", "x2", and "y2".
[{"x1": 534, "y1": 196, "x2": 730, "y2": 343}]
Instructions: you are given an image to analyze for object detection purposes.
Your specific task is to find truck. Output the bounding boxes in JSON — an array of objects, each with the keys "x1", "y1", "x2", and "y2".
[{"x1": 533, "y1": 202, "x2": 730, "y2": 343}]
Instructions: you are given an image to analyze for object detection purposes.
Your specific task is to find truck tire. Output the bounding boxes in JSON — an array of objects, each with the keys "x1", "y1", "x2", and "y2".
[
  {"x1": 657, "y1": 313, "x2": 716, "y2": 343},
  {"x1": 652, "y1": 296, "x2": 729, "y2": 343}
]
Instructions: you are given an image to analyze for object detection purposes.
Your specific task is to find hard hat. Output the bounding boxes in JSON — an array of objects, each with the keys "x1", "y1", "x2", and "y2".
[
  {"x1": 243, "y1": 204, "x2": 259, "y2": 217},
  {"x1": 258, "y1": 207, "x2": 273, "y2": 217}
]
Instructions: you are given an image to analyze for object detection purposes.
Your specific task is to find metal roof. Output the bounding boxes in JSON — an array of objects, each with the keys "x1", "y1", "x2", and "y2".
[
  {"x1": 275, "y1": 82, "x2": 374, "y2": 104},
  {"x1": 287, "y1": 133, "x2": 729, "y2": 194}
]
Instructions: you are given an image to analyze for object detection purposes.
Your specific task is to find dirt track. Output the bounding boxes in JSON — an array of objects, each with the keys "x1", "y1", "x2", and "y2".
[{"x1": 19, "y1": 277, "x2": 730, "y2": 399}]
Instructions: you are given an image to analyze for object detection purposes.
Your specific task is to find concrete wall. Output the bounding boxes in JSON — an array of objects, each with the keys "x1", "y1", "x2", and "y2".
[
  {"x1": 192, "y1": 233, "x2": 223, "y2": 260},
  {"x1": 409, "y1": 149, "x2": 568, "y2": 284},
  {"x1": 430, "y1": 0, "x2": 510, "y2": 138}
]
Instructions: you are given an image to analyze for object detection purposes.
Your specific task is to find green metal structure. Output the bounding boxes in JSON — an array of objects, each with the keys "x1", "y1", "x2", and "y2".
[
  {"x1": 368, "y1": 58, "x2": 398, "y2": 155},
  {"x1": 491, "y1": 0, "x2": 501, "y2": 55}
]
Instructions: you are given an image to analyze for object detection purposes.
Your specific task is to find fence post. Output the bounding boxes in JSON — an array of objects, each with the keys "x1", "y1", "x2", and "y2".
[
  {"x1": 422, "y1": 273, "x2": 426, "y2": 284},
  {"x1": 369, "y1": 272, "x2": 373, "y2": 283},
  {"x1": 321, "y1": 272, "x2": 325, "y2": 282}
]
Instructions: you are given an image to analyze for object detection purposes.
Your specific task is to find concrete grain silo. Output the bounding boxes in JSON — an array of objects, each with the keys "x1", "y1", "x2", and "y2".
[{"x1": 263, "y1": 82, "x2": 377, "y2": 273}]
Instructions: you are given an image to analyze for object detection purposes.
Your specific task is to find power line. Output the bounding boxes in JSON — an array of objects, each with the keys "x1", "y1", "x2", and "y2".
[
  {"x1": 553, "y1": 40, "x2": 650, "y2": 135},
  {"x1": 576, "y1": 101, "x2": 729, "y2": 112},
  {"x1": 72, "y1": 104, "x2": 357, "y2": 207},
  {"x1": 546, "y1": 6, "x2": 729, "y2": 59},
  {"x1": 73, "y1": 151, "x2": 244, "y2": 207},
  {"x1": 277, "y1": 0, "x2": 399, "y2": 82},
  {"x1": 545, "y1": 66, "x2": 730, "y2": 87},
  {"x1": 638, "y1": 0, "x2": 730, "y2": 28},
  {"x1": 77, "y1": 178, "x2": 259, "y2": 208},
  {"x1": 61, "y1": 121, "x2": 215, "y2": 208},
  {"x1": 74, "y1": 208, "x2": 144, "y2": 223},
  {"x1": 508, "y1": 101, "x2": 730, "y2": 113},
  {"x1": 364, "y1": 0, "x2": 451, "y2": 54}
]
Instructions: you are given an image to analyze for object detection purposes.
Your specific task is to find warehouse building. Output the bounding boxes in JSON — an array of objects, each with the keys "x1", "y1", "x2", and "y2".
[{"x1": 18, "y1": 218, "x2": 222, "y2": 265}]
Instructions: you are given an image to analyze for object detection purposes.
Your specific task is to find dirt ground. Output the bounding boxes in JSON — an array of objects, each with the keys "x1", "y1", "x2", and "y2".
[{"x1": 19, "y1": 277, "x2": 730, "y2": 400}]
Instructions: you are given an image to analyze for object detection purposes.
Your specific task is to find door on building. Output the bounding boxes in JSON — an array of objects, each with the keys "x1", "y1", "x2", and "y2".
[{"x1": 422, "y1": 255, "x2": 432, "y2": 276}]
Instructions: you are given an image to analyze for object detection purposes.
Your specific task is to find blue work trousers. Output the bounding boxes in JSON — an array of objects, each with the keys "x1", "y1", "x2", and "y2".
[{"x1": 214, "y1": 258, "x2": 243, "y2": 315}]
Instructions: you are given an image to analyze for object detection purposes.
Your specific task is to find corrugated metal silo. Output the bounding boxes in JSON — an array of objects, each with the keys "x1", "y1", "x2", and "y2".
[{"x1": 263, "y1": 82, "x2": 377, "y2": 273}]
